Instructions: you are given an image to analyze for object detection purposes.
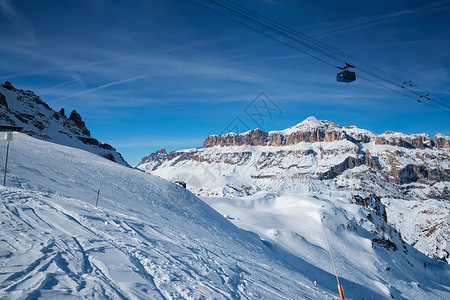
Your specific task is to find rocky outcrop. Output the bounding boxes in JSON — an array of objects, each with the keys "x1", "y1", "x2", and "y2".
[
  {"x1": 0, "y1": 93, "x2": 7, "y2": 108},
  {"x1": 204, "y1": 121, "x2": 348, "y2": 148},
  {"x1": 375, "y1": 132, "x2": 433, "y2": 149},
  {"x1": 69, "y1": 110, "x2": 90, "y2": 136},
  {"x1": 140, "y1": 117, "x2": 449, "y2": 197},
  {"x1": 320, "y1": 156, "x2": 364, "y2": 179},
  {"x1": 0, "y1": 81, "x2": 127, "y2": 166},
  {"x1": 390, "y1": 164, "x2": 429, "y2": 184},
  {"x1": 139, "y1": 148, "x2": 170, "y2": 172},
  {"x1": 434, "y1": 134, "x2": 450, "y2": 149},
  {"x1": 2, "y1": 81, "x2": 15, "y2": 91}
]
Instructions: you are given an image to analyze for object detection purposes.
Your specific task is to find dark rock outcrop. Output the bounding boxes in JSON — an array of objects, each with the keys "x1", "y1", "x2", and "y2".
[
  {"x1": 69, "y1": 110, "x2": 90, "y2": 136},
  {"x1": 0, "y1": 81, "x2": 128, "y2": 166},
  {"x1": 0, "y1": 93, "x2": 8, "y2": 108},
  {"x1": 320, "y1": 156, "x2": 364, "y2": 179},
  {"x1": 2, "y1": 81, "x2": 15, "y2": 91},
  {"x1": 391, "y1": 164, "x2": 429, "y2": 184}
]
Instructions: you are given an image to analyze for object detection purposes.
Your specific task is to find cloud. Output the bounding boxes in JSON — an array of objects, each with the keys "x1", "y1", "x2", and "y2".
[
  {"x1": 306, "y1": 1, "x2": 450, "y2": 39},
  {"x1": 48, "y1": 75, "x2": 148, "y2": 104},
  {"x1": 0, "y1": 0, "x2": 35, "y2": 43},
  {"x1": 0, "y1": 0, "x2": 16, "y2": 20}
]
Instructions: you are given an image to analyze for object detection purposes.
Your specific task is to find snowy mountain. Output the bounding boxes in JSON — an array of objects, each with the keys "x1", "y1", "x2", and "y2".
[
  {"x1": 138, "y1": 117, "x2": 450, "y2": 264},
  {"x1": 0, "y1": 81, "x2": 127, "y2": 165},
  {"x1": 1, "y1": 132, "x2": 450, "y2": 299}
]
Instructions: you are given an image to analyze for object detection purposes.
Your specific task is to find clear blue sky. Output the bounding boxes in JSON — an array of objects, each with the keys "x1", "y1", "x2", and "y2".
[{"x1": 1, "y1": 0, "x2": 449, "y2": 165}]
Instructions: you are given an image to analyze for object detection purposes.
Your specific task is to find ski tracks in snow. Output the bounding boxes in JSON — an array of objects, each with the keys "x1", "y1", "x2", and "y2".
[{"x1": 0, "y1": 187, "x2": 261, "y2": 299}]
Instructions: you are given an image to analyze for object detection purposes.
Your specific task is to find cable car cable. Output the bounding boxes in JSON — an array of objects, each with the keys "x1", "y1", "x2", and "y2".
[
  {"x1": 191, "y1": 0, "x2": 450, "y2": 112},
  {"x1": 192, "y1": 0, "x2": 340, "y2": 68}
]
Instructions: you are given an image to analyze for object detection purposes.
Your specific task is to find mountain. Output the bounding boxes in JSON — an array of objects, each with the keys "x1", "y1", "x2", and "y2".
[
  {"x1": 0, "y1": 81, "x2": 127, "y2": 165},
  {"x1": 1, "y1": 133, "x2": 449, "y2": 299},
  {"x1": 138, "y1": 117, "x2": 450, "y2": 264}
]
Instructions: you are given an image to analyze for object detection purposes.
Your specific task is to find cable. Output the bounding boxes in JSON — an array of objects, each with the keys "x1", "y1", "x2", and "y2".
[
  {"x1": 191, "y1": 0, "x2": 339, "y2": 68},
  {"x1": 191, "y1": 0, "x2": 450, "y2": 112},
  {"x1": 220, "y1": 0, "x2": 450, "y2": 109}
]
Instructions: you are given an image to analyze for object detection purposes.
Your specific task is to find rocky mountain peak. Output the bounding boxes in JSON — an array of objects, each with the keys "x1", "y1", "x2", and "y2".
[
  {"x1": 293, "y1": 116, "x2": 337, "y2": 130},
  {"x1": 69, "y1": 110, "x2": 90, "y2": 136},
  {"x1": 0, "y1": 81, "x2": 127, "y2": 165}
]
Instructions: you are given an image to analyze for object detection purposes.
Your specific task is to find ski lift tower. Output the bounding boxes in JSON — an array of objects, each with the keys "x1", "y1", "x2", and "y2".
[{"x1": 0, "y1": 125, "x2": 23, "y2": 186}]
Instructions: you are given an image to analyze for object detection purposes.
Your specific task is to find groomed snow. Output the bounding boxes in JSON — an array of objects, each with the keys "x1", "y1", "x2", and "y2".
[{"x1": 0, "y1": 133, "x2": 344, "y2": 299}]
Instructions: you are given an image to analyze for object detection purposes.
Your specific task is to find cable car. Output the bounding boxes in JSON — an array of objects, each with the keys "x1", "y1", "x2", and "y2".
[{"x1": 336, "y1": 63, "x2": 356, "y2": 83}]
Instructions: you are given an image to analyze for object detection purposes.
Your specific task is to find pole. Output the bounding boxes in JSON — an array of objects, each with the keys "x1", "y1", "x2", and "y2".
[
  {"x1": 96, "y1": 189, "x2": 100, "y2": 207},
  {"x1": 3, "y1": 141, "x2": 9, "y2": 186},
  {"x1": 321, "y1": 216, "x2": 345, "y2": 300}
]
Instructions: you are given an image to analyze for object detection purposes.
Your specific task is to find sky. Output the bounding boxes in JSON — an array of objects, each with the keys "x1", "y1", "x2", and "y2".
[{"x1": 1, "y1": 0, "x2": 449, "y2": 165}]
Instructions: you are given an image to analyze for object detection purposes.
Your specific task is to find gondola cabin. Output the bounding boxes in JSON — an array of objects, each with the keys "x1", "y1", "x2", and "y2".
[{"x1": 336, "y1": 70, "x2": 356, "y2": 82}]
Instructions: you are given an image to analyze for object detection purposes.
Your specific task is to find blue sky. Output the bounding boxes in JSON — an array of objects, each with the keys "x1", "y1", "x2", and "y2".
[{"x1": 1, "y1": 0, "x2": 449, "y2": 165}]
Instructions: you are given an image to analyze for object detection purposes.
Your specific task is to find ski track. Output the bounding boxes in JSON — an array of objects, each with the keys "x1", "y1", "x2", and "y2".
[{"x1": 0, "y1": 188, "x2": 291, "y2": 299}]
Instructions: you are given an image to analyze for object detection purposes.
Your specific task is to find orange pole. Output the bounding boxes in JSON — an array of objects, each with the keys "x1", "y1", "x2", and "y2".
[{"x1": 337, "y1": 283, "x2": 345, "y2": 300}]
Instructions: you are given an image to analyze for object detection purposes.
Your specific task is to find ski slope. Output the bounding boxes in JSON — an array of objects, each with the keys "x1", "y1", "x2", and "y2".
[
  {"x1": 202, "y1": 192, "x2": 450, "y2": 300},
  {"x1": 1, "y1": 133, "x2": 449, "y2": 299},
  {"x1": 0, "y1": 133, "x2": 344, "y2": 299}
]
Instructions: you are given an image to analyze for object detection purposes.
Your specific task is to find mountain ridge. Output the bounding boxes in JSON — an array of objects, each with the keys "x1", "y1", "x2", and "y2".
[
  {"x1": 138, "y1": 117, "x2": 450, "y2": 264},
  {"x1": 0, "y1": 81, "x2": 128, "y2": 165}
]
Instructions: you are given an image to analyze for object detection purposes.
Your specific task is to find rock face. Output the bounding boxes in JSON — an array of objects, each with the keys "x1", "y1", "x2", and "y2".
[
  {"x1": 375, "y1": 131, "x2": 434, "y2": 149},
  {"x1": 0, "y1": 82, "x2": 127, "y2": 165},
  {"x1": 69, "y1": 110, "x2": 90, "y2": 136},
  {"x1": 139, "y1": 116, "x2": 449, "y2": 199},
  {"x1": 434, "y1": 134, "x2": 450, "y2": 149},
  {"x1": 0, "y1": 92, "x2": 8, "y2": 108},
  {"x1": 139, "y1": 148, "x2": 169, "y2": 172},
  {"x1": 203, "y1": 117, "x2": 360, "y2": 147}
]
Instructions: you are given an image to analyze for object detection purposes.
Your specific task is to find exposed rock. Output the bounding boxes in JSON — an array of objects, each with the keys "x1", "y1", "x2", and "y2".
[
  {"x1": 433, "y1": 134, "x2": 450, "y2": 149},
  {"x1": 102, "y1": 153, "x2": 116, "y2": 162},
  {"x1": 0, "y1": 81, "x2": 128, "y2": 166},
  {"x1": 77, "y1": 137, "x2": 115, "y2": 151},
  {"x1": 375, "y1": 132, "x2": 433, "y2": 149},
  {"x1": 78, "y1": 136, "x2": 100, "y2": 146},
  {"x1": 2, "y1": 81, "x2": 15, "y2": 91},
  {"x1": 139, "y1": 148, "x2": 169, "y2": 171},
  {"x1": 69, "y1": 110, "x2": 90, "y2": 136},
  {"x1": 320, "y1": 156, "x2": 364, "y2": 179},
  {"x1": 365, "y1": 150, "x2": 380, "y2": 171},
  {"x1": 0, "y1": 93, "x2": 8, "y2": 108},
  {"x1": 391, "y1": 164, "x2": 429, "y2": 184},
  {"x1": 203, "y1": 126, "x2": 348, "y2": 147}
]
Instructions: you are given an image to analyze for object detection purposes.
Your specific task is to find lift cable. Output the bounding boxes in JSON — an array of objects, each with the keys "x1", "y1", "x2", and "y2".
[
  {"x1": 216, "y1": 0, "x2": 450, "y2": 109},
  {"x1": 191, "y1": 0, "x2": 340, "y2": 68},
  {"x1": 191, "y1": 0, "x2": 450, "y2": 112}
]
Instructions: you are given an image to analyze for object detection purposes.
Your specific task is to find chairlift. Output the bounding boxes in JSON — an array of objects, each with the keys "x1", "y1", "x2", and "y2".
[{"x1": 336, "y1": 63, "x2": 356, "y2": 83}]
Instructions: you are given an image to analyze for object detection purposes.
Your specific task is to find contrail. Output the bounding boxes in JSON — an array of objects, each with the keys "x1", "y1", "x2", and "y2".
[{"x1": 48, "y1": 75, "x2": 147, "y2": 104}]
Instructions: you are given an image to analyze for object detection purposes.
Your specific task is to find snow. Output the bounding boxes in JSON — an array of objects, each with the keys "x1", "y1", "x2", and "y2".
[
  {"x1": 0, "y1": 133, "x2": 347, "y2": 299},
  {"x1": 0, "y1": 84, "x2": 127, "y2": 166},
  {"x1": 203, "y1": 191, "x2": 450, "y2": 299},
  {"x1": 2, "y1": 129, "x2": 448, "y2": 298}
]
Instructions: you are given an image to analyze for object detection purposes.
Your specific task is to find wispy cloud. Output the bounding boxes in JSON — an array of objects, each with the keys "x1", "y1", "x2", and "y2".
[
  {"x1": 0, "y1": 0, "x2": 35, "y2": 43},
  {"x1": 48, "y1": 75, "x2": 148, "y2": 104},
  {"x1": 304, "y1": 1, "x2": 450, "y2": 39}
]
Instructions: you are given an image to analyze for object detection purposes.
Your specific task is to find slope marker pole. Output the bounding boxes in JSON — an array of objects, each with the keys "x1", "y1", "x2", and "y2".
[
  {"x1": 321, "y1": 216, "x2": 345, "y2": 300},
  {"x1": 3, "y1": 140, "x2": 9, "y2": 186},
  {"x1": 96, "y1": 190, "x2": 100, "y2": 207}
]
